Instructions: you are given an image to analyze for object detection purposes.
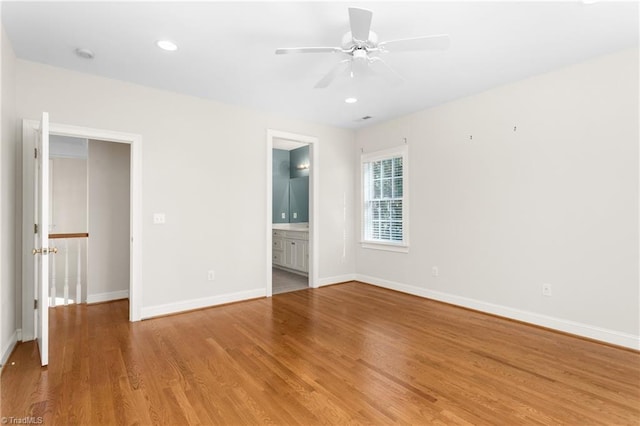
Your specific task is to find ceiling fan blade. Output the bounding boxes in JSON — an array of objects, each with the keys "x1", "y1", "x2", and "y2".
[
  {"x1": 348, "y1": 7, "x2": 373, "y2": 42},
  {"x1": 276, "y1": 47, "x2": 343, "y2": 55},
  {"x1": 314, "y1": 59, "x2": 351, "y2": 89},
  {"x1": 378, "y1": 34, "x2": 450, "y2": 52},
  {"x1": 369, "y1": 57, "x2": 404, "y2": 86}
]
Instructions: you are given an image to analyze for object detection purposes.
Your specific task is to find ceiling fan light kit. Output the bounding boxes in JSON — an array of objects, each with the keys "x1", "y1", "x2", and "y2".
[{"x1": 275, "y1": 7, "x2": 450, "y2": 90}]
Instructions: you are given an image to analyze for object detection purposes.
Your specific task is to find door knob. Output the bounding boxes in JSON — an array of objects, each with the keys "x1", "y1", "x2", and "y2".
[{"x1": 32, "y1": 248, "x2": 42, "y2": 255}]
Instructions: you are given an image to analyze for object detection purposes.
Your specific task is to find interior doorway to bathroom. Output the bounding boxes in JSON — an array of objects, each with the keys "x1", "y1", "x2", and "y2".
[
  {"x1": 266, "y1": 129, "x2": 318, "y2": 297},
  {"x1": 272, "y1": 139, "x2": 309, "y2": 294}
]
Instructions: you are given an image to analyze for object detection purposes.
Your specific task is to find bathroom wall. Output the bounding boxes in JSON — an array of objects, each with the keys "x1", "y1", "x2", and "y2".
[
  {"x1": 273, "y1": 149, "x2": 290, "y2": 223},
  {"x1": 272, "y1": 145, "x2": 309, "y2": 223},
  {"x1": 289, "y1": 145, "x2": 309, "y2": 223}
]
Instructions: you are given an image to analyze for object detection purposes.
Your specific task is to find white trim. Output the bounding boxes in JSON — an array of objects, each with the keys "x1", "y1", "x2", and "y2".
[
  {"x1": 360, "y1": 144, "x2": 409, "y2": 251},
  {"x1": 140, "y1": 288, "x2": 266, "y2": 319},
  {"x1": 0, "y1": 329, "x2": 20, "y2": 368},
  {"x1": 356, "y1": 274, "x2": 640, "y2": 350},
  {"x1": 317, "y1": 274, "x2": 357, "y2": 287},
  {"x1": 266, "y1": 129, "x2": 319, "y2": 297},
  {"x1": 360, "y1": 242, "x2": 409, "y2": 253},
  {"x1": 266, "y1": 141, "x2": 273, "y2": 297},
  {"x1": 86, "y1": 290, "x2": 130, "y2": 304},
  {"x1": 361, "y1": 145, "x2": 408, "y2": 162},
  {"x1": 22, "y1": 119, "x2": 142, "y2": 339}
]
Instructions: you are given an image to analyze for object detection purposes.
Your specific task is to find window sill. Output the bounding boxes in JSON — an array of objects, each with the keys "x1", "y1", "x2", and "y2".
[{"x1": 360, "y1": 241, "x2": 409, "y2": 253}]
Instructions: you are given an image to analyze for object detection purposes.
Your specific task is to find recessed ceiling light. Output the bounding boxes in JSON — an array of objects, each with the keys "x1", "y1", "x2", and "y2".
[
  {"x1": 74, "y1": 48, "x2": 94, "y2": 59},
  {"x1": 156, "y1": 40, "x2": 178, "y2": 51},
  {"x1": 345, "y1": 97, "x2": 358, "y2": 104}
]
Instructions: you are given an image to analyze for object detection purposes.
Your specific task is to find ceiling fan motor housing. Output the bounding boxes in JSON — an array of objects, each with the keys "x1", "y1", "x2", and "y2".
[
  {"x1": 353, "y1": 49, "x2": 368, "y2": 60},
  {"x1": 342, "y1": 31, "x2": 378, "y2": 50}
]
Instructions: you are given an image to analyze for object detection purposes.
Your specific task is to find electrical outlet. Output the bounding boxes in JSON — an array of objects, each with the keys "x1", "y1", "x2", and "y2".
[
  {"x1": 431, "y1": 266, "x2": 439, "y2": 277},
  {"x1": 281, "y1": 212, "x2": 285, "y2": 219},
  {"x1": 153, "y1": 213, "x2": 166, "y2": 224},
  {"x1": 542, "y1": 283, "x2": 552, "y2": 296},
  {"x1": 293, "y1": 212, "x2": 298, "y2": 219},
  {"x1": 207, "y1": 270, "x2": 215, "y2": 281}
]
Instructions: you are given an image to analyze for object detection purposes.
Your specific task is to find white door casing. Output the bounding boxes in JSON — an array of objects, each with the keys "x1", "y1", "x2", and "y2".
[
  {"x1": 266, "y1": 129, "x2": 319, "y2": 297},
  {"x1": 22, "y1": 117, "x2": 143, "y2": 344}
]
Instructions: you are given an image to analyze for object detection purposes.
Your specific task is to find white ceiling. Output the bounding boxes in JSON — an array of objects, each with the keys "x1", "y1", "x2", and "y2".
[{"x1": 2, "y1": 1, "x2": 638, "y2": 129}]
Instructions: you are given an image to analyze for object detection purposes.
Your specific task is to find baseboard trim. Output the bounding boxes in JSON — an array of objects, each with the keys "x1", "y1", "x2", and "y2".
[
  {"x1": 356, "y1": 274, "x2": 640, "y2": 350},
  {"x1": 141, "y1": 288, "x2": 266, "y2": 320},
  {"x1": 1, "y1": 329, "x2": 20, "y2": 369},
  {"x1": 317, "y1": 274, "x2": 357, "y2": 287},
  {"x1": 86, "y1": 289, "x2": 130, "y2": 304}
]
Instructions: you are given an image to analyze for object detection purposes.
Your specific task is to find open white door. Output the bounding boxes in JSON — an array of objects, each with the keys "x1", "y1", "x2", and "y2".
[{"x1": 33, "y1": 112, "x2": 50, "y2": 366}]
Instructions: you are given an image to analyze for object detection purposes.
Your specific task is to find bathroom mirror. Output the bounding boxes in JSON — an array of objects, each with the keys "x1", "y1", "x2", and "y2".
[{"x1": 273, "y1": 145, "x2": 309, "y2": 223}]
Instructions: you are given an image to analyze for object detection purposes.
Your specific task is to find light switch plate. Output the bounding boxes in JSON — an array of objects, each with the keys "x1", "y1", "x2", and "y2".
[{"x1": 153, "y1": 213, "x2": 166, "y2": 224}]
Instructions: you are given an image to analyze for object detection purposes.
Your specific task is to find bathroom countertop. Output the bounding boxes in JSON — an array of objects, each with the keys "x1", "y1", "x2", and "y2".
[{"x1": 272, "y1": 223, "x2": 309, "y2": 231}]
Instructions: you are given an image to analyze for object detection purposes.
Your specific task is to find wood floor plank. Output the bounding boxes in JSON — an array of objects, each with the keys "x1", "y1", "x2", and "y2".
[{"x1": 2, "y1": 282, "x2": 639, "y2": 425}]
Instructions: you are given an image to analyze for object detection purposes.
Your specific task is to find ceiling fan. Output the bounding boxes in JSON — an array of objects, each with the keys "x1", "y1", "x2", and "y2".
[{"x1": 275, "y1": 7, "x2": 450, "y2": 89}]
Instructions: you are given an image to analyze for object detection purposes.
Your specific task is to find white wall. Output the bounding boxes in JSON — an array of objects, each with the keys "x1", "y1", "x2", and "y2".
[
  {"x1": 51, "y1": 158, "x2": 87, "y2": 233},
  {"x1": 1, "y1": 24, "x2": 19, "y2": 365},
  {"x1": 355, "y1": 48, "x2": 639, "y2": 348},
  {"x1": 87, "y1": 140, "x2": 129, "y2": 302},
  {"x1": 15, "y1": 59, "x2": 355, "y2": 321}
]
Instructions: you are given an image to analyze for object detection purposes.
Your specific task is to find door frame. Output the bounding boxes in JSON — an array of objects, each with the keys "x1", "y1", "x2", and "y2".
[
  {"x1": 22, "y1": 119, "x2": 142, "y2": 340},
  {"x1": 266, "y1": 129, "x2": 319, "y2": 296}
]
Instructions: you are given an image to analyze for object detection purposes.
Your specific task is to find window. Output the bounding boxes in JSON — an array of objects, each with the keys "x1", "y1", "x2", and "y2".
[{"x1": 361, "y1": 145, "x2": 408, "y2": 252}]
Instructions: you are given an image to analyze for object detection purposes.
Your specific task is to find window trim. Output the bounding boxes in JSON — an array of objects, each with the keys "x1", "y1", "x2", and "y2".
[{"x1": 360, "y1": 145, "x2": 409, "y2": 253}]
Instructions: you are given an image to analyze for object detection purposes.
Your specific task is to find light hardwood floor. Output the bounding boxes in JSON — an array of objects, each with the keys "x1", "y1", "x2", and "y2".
[{"x1": 2, "y1": 282, "x2": 639, "y2": 425}]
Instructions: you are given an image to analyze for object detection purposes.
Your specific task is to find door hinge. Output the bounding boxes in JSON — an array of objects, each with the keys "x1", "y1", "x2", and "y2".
[
  {"x1": 34, "y1": 148, "x2": 38, "y2": 159},
  {"x1": 34, "y1": 223, "x2": 38, "y2": 234},
  {"x1": 34, "y1": 299, "x2": 38, "y2": 310}
]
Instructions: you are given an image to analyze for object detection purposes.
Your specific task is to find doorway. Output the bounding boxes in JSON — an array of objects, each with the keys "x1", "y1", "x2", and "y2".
[
  {"x1": 21, "y1": 119, "x2": 142, "y2": 345},
  {"x1": 48, "y1": 136, "x2": 131, "y2": 307},
  {"x1": 272, "y1": 139, "x2": 309, "y2": 294},
  {"x1": 48, "y1": 135, "x2": 88, "y2": 306},
  {"x1": 266, "y1": 130, "x2": 319, "y2": 297}
]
